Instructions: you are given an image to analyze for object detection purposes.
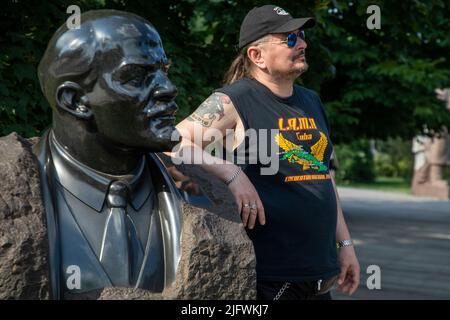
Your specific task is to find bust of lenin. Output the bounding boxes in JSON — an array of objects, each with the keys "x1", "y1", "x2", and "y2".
[{"x1": 35, "y1": 9, "x2": 185, "y2": 299}]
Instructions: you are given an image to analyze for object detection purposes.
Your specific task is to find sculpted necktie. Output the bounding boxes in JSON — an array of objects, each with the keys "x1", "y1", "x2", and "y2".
[{"x1": 100, "y1": 180, "x2": 132, "y2": 286}]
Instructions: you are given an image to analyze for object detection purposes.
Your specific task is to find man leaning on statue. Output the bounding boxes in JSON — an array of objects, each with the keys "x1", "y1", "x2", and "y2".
[{"x1": 0, "y1": 10, "x2": 256, "y2": 300}]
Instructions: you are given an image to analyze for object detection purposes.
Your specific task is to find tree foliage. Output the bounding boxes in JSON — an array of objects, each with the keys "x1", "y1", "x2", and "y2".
[
  {"x1": 1, "y1": 0, "x2": 449, "y2": 143},
  {"x1": 318, "y1": 0, "x2": 450, "y2": 142}
]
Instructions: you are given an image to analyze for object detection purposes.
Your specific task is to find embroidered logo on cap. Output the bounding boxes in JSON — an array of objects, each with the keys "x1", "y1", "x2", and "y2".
[{"x1": 273, "y1": 7, "x2": 289, "y2": 15}]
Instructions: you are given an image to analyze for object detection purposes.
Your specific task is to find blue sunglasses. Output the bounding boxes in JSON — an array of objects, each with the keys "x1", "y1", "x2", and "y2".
[
  {"x1": 285, "y1": 30, "x2": 306, "y2": 48},
  {"x1": 259, "y1": 30, "x2": 306, "y2": 48}
]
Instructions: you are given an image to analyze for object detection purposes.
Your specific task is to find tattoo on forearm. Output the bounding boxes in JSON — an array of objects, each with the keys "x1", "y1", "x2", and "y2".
[{"x1": 187, "y1": 93, "x2": 230, "y2": 127}]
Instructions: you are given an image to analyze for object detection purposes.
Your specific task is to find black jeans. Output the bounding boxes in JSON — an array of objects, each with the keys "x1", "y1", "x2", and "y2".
[{"x1": 257, "y1": 280, "x2": 333, "y2": 300}]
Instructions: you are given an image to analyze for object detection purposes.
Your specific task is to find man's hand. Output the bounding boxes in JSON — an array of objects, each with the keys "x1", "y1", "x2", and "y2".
[
  {"x1": 166, "y1": 165, "x2": 201, "y2": 195},
  {"x1": 226, "y1": 168, "x2": 266, "y2": 230},
  {"x1": 337, "y1": 246, "x2": 360, "y2": 295}
]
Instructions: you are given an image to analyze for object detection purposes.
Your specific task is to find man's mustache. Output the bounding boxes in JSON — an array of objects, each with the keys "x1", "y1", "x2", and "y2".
[{"x1": 293, "y1": 49, "x2": 306, "y2": 60}]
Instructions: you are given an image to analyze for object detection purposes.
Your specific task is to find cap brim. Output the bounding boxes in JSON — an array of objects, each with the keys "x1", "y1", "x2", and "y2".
[{"x1": 271, "y1": 17, "x2": 315, "y2": 33}]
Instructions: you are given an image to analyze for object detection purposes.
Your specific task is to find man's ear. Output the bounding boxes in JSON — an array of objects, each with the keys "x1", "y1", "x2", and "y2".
[
  {"x1": 247, "y1": 46, "x2": 266, "y2": 69},
  {"x1": 55, "y1": 81, "x2": 93, "y2": 120}
]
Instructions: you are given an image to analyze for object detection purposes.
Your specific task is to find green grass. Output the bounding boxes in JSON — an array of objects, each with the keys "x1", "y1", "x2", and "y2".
[{"x1": 337, "y1": 176, "x2": 411, "y2": 194}]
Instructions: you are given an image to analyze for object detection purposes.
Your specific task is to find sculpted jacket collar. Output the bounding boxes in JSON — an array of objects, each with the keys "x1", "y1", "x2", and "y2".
[{"x1": 49, "y1": 130, "x2": 152, "y2": 212}]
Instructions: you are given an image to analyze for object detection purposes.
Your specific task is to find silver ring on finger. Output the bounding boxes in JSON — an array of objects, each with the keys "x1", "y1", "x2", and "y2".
[
  {"x1": 250, "y1": 203, "x2": 257, "y2": 210},
  {"x1": 243, "y1": 203, "x2": 250, "y2": 209}
]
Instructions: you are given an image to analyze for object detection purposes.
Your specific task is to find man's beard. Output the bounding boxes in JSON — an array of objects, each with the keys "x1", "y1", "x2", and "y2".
[
  {"x1": 273, "y1": 60, "x2": 309, "y2": 82},
  {"x1": 292, "y1": 60, "x2": 309, "y2": 77}
]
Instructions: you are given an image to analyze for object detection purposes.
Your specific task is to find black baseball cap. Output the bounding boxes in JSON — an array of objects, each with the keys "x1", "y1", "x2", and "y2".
[{"x1": 238, "y1": 5, "x2": 315, "y2": 50}]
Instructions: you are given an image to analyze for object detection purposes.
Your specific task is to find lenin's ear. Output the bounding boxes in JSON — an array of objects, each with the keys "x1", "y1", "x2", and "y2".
[{"x1": 55, "y1": 81, "x2": 93, "y2": 120}]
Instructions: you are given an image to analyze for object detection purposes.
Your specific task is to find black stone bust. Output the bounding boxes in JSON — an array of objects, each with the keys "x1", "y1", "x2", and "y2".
[{"x1": 34, "y1": 10, "x2": 186, "y2": 299}]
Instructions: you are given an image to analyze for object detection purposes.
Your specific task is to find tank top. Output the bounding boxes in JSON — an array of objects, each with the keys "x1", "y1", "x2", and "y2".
[{"x1": 216, "y1": 77, "x2": 340, "y2": 281}]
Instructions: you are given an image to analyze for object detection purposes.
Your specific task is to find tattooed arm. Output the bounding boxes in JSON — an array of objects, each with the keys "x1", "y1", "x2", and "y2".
[
  {"x1": 165, "y1": 92, "x2": 240, "y2": 178},
  {"x1": 166, "y1": 92, "x2": 266, "y2": 229},
  {"x1": 187, "y1": 93, "x2": 227, "y2": 128},
  {"x1": 182, "y1": 92, "x2": 240, "y2": 149}
]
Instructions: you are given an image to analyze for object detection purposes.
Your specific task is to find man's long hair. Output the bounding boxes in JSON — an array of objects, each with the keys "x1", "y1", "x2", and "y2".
[
  {"x1": 222, "y1": 46, "x2": 253, "y2": 85},
  {"x1": 223, "y1": 36, "x2": 269, "y2": 85}
]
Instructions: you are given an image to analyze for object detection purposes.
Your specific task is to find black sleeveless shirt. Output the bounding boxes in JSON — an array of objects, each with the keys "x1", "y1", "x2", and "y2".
[{"x1": 217, "y1": 77, "x2": 339, "y2": 282}]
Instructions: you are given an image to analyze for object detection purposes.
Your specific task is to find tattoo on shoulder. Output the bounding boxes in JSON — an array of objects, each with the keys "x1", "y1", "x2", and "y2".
[{"x1": 187, "y1": 93, "x2": 231, "y2": 127}]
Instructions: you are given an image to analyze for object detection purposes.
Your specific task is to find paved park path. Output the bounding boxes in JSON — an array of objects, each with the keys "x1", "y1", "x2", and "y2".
[{"x1": 332, "y1": 187, "x2": 450, "y2": 300}]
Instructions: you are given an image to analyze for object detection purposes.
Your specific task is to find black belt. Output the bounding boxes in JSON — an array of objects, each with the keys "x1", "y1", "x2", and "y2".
[{"x1": 273, "y1": 274, "x2": 339, "y2": 300}]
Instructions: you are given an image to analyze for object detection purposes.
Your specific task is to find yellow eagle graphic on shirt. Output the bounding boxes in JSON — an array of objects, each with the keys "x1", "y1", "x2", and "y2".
[{"x1": 275, "y1": 132, "x2": 328, "y2": 172}]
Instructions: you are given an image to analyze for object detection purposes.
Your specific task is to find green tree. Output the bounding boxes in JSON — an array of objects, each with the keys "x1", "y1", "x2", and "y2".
[
  {"x1": 1, "y1": 0, "x2": 449, "y2": 143},
  {"x1": 317, "y1": 0, "x2": 450, "y2": 143},
  {"x1": 0, "y1": 0, "x2": 104, "y2": 137}
]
